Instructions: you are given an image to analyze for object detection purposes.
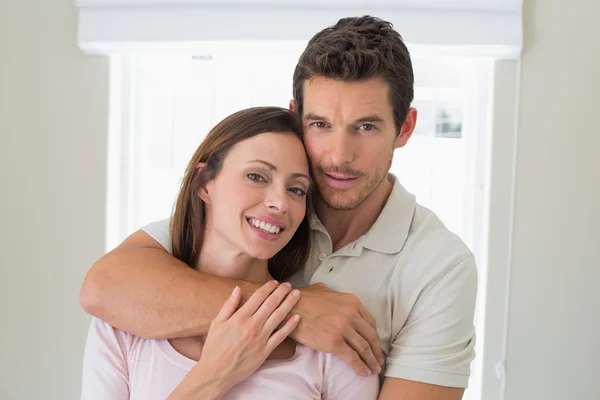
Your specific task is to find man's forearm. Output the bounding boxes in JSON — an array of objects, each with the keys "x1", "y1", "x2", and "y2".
[{"x1": 80, "y1": 236, "x2": 259, "y2": 339}]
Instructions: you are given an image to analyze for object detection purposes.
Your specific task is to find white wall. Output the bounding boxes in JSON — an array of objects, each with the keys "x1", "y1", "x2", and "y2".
[
  {"x1": 0, "y1": 0, "x2": 108, "y2": 398},
  {"x1": 504, "y1": 0, "x2": 600, "y2": 399}
]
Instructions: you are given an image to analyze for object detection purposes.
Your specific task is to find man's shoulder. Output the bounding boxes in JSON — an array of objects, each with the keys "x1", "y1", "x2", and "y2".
[
  {"x1": 408, "y1": 202, "x2": 472, "y2": 256},
  {"x1": 394, "y1": 202, "x2": 475, "y2": 285}
]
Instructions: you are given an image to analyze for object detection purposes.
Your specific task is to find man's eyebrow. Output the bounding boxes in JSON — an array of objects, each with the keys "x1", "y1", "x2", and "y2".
[
  {"x1": 353, "y1": 115, "x2": 386, "y2": 124},
  {"x1": 304, "y1": 113, "x2": 329, "y2": 122},
  {"x1": 304, "y1": 113, "x2": 386, "y2": 125},
  {"x1": 246, "y1": 160, "x2": 310, "y2": 182}
]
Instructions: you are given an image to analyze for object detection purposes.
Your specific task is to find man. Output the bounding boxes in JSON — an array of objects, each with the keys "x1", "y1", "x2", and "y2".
[{"x1": 81, "y1": 16, "x2": 477, "y2": 399}]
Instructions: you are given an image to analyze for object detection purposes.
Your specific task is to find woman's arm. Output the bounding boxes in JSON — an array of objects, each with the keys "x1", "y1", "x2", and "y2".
[
  {"x1": 80, "y1": 230, "x2": 260, "y2": 339},
  {"x1": 168, "y1": 282, "x2": 302, "y2": 399},
  {"x1": 80, "y1": 318, "x2": 132, "y2": 400},
  {"x1": 80, "y1": 229, "x2": 382, "y2": 376}
]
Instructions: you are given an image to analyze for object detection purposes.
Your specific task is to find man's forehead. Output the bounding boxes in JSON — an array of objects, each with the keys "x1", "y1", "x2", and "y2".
[
  {"x1": 302, "y1": 77, "x2": 393, "y2": 120},
  {"x1": 303, "y1": 76, "x2": 390, "y2": 96}
]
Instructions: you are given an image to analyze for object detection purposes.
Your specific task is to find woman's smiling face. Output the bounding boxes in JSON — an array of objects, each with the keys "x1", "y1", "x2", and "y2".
[{"x1": 200, "y1": 131, "x2": 310, "y2": 260}]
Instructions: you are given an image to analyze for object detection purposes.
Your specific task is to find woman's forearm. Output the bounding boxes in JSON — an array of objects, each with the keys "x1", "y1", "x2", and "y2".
[
  {"x1": 79, "y1": 231, "x2": 259, "y2": 339},
  {"x1": 167, "y1": 370, "x2": 229, "y2": 400}
]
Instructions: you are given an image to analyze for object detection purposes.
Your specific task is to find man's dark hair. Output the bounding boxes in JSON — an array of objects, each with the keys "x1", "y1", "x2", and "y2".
[{"x1": 292, "y1": 15, "x2": 414, "y2": 133}]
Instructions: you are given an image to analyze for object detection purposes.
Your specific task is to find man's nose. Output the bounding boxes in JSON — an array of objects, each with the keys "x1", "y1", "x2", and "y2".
[{"x1": 327, "y1": 130, "x2": 354, "y2": 165}]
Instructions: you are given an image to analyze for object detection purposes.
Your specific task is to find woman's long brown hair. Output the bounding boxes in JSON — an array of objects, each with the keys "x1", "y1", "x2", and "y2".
[{"x1": 170, "y1": 106, "x2": 311, "y2": 281}]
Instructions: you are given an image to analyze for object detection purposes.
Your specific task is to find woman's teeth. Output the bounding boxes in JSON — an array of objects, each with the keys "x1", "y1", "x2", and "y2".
[{"x1": 248, "y1": 218, "x2": 281, "y2": 234}]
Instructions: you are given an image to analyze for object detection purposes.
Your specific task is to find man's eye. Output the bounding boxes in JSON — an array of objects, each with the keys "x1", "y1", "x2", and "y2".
[
  {"x1": 311, "y1": 122, "x2": 327, "y2": 129},
  {"x1": 247, "y1": 173, "x2": 266, "y2": 182},
  {"x1": 358, "y1": 124, "x2": 376, "y2": 131},
  {"x1": 288, "y1": 188, "x2": 307, "y2": 196}
]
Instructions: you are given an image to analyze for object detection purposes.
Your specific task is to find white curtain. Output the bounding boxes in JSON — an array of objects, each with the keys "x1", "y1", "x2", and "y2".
[{"x1": 76, "y1": 0, "x2": 522, "y2": 57}]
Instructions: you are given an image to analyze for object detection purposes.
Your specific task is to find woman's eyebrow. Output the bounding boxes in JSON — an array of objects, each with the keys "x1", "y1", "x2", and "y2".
[{"x1": 247, "y1": 159, "x2": 310, "y2": 181}]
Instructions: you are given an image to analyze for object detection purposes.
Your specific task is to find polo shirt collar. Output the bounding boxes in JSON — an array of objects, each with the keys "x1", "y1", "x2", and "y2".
[
  {"x1": 309, "y1": 174, "x2": 416, "y2": 255},
  {"x1": 363, "y1": 174, "x2": 415, "y2": 254}
]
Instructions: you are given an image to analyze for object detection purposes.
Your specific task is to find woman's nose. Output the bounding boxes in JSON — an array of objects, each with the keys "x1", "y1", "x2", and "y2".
[{"x1": 264, "y1": 187, "x2": 289, "y2": 213}]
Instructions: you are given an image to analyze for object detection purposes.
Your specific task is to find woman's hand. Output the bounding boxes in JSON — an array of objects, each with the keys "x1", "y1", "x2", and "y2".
[{"x1": 169, "y1": 281, "x2": 301, "y2": 399}]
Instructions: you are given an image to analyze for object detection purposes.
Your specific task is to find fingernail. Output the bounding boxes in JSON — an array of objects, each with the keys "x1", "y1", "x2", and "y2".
[
  {"x1": 283, "y1": 282, "x2": 292, "y2": 288},
  {"x1": 293, "y1": 314, "x2": 300, "y2": 322},
  {"x1": 232, "y1": 286, "x2": 240, "y2": 297},
  {"x1": 365, "y1": 368, "x2": 372, "y2": 376},
  {"x1": 271, "y1": 280, "x2": 279, "y2": 285},
  {"x1": 292, "y1": 289, "x2": 300, "y2": 297}
]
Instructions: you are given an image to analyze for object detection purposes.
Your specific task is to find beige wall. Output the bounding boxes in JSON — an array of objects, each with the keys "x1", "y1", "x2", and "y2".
[
  {"x1": 0, "y1": 0, "x2": 108, "y2": 398},
  {"x1": 505, "y1": 0, "x2": 600, "y2": 399},
  {"x1": 1, "y1": 0, "x2": 599, "y2": 398}
]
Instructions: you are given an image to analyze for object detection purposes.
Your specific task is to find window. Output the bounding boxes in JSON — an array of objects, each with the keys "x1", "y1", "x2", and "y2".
[{"x1": 106, "y1": 42, "x2": 494, "y2": 399}]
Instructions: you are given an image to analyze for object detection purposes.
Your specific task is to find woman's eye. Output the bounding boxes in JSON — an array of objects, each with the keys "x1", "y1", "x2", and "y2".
[
  {"x1": 288, "y1": 187, "x2": 307, "y2": 197},
  {"x1": 247, "y1": 173, "x2": 266, "y2": 182}
]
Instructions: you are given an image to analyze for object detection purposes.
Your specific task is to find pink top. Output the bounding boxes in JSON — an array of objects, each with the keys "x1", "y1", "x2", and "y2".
[{"x1": 81, "y1": 318, "x2": 379, "y2": 399}]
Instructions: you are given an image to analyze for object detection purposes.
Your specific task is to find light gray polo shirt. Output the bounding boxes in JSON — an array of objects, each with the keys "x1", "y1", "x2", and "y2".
[{"x1": 141, "y1": 174, "x2": 477, "y2": 388}]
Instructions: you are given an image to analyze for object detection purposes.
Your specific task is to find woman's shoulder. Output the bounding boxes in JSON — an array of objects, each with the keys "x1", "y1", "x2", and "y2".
[{"x1": 87, "y1": 317, "x2": 149, "y2": 355}]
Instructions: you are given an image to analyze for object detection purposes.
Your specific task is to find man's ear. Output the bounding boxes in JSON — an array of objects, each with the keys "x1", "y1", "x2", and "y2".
[
  {"x1": 195, "y1": 162, "x2": 210, "y2": 203},
  {"x1": 289, "y1": 99, "x2": 297, "y2": 113},
  {"x1": 394, "y1": 107, "x2": 418, "y2": 149}
]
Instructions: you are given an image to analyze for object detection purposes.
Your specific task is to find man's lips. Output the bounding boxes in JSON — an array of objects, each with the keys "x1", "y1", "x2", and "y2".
[
  {"x1": 322, "y1": 172, "x2": 358, "y2": 189},
  {"x1": 324, "y1": 172, "x2": 358, "y2": 180}
]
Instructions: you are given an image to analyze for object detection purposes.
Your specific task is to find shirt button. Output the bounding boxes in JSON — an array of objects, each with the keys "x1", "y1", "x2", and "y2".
[{"x1": 319, "y1": 253, "x2": 327, "y2": 261}]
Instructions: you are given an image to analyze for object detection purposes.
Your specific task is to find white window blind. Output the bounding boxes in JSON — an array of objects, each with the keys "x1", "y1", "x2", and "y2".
[{"x1": 76, "y1": 0, "x2": 522, "y2": 57}]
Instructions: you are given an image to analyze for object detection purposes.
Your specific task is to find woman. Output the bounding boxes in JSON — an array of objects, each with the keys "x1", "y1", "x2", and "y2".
[{"x1": 81, "y1": 107, "x2": 379, "y2": 399}]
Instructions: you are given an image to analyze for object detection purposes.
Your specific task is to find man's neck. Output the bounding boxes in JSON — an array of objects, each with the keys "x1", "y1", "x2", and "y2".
[{"x1": 316, "y1": 174, "x2": 394, "y2": 252}]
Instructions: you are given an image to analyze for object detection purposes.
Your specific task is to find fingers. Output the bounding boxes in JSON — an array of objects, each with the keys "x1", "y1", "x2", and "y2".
[
  {"x1": 262, "y1": 288, "x2": 301, "y2": 333},
  {"x1": 357, "y1": 304, "x2": 377, "y2": 330},
  {"x1": 213, "y1": 286, "x2": 242, "y2": 325},
  {"x1": 335, "y1": 342, "x2": 372, "y2": 377},
  {"x1": 252, "y1": 282, "x2": 295, "y2": 324},
  {"x1": 356, "y1": 306, "x2": 383, "y2": 365},
  {"x1": 344, "y1": 322, "x2": 382, "y2": 374},
  {"x1": 237, "y1": 280, "x2": 279, "y2": 317},
  {"x1": 265, "y1": 314, "x2": 300, "y2": 353}
]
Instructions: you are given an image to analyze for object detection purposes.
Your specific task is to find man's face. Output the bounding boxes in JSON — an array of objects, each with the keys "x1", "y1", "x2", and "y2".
[{"x1": 300, "y1": 76, "x2": 412, "y2": 210}]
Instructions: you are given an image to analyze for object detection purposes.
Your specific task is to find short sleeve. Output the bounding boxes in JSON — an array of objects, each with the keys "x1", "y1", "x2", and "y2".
[
  {"x1": 140, "y1": 218, "x2": 172, "y2": 254},
  {"x1": 322, "y1": 354, "x2": 379, "y2": 399},
  {"x1": 81, "y1": 317, "x2": 133, "y2": 400},
  {"x1": 385, "y1": 255, "x2": 477, "y2": 388}
]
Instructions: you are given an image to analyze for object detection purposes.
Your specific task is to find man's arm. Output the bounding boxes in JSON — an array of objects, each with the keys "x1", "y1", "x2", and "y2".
[
  {"x1": 80, "y1": 230, "x2": 258, "y2": 338},
  {"x1": 381, "y1": 254, "x2": 477, "y2": 398},
  {"x1": 80, "y1": 229, "x2": 383, "y2": 376},
  {"x1": 379, "y1": 378, "x2": 464, "y2": 400}
]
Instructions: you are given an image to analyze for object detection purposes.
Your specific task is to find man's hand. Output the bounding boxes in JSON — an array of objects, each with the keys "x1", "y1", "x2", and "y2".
[{"x1": 290, "y1": 282, "x2": 383, "y2": 377}]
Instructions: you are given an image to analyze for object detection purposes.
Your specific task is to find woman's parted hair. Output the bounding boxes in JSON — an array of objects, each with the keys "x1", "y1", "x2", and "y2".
[{"x1": 170, "y1": 106, "x2": 311, "y2": 281}]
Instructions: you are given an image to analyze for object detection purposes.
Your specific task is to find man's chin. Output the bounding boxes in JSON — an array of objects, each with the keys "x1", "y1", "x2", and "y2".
[{"x1": 320, "y1": 193, "x2": 361, "y2": 211}]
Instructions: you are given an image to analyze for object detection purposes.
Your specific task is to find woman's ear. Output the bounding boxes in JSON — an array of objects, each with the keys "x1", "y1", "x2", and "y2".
[{"x1": 195, "y1": 163, "x2": 211, "y2": 203}]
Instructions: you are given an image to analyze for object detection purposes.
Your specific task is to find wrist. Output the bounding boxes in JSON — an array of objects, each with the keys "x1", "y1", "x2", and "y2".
[
  {"x1": 238, "y1": 280, "x2": 262, "y2": 306},
  {"x1": 171, "y1": 365, "x2": 231, "y2": 400}
]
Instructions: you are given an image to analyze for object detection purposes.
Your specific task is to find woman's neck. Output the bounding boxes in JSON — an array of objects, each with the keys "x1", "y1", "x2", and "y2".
[{"x1": 195, "y1": 227, "x2": 272, "y2": 284}]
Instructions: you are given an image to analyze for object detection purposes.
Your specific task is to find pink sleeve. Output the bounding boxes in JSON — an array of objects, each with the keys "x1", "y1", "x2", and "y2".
[
  {"x1": 322, "y1": 354, "x2": 380, "y2": 400},
  {"x1": 81, "y1": 317, "x2": 132, "y2": 400}
]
